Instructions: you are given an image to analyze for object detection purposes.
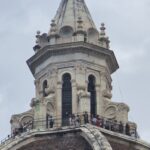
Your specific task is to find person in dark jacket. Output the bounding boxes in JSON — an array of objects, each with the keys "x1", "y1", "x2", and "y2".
[
  {"x1": 49, "y1": 116, "x2": 54, "y2": 128},
  {"x1": 83, "y1": 112, "x2": 89, "y2": 124},
  {"x1": 119, "y1": 121, "x2": 124, "y2": 133},
  {"x1": 126, "y1": 123, "x2": 130, "y2": 136}
]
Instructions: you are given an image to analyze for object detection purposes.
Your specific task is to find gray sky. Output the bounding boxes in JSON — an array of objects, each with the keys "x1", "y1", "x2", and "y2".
[{"x1": 0, "y1": 0, "x2": 150, "y2": 143}]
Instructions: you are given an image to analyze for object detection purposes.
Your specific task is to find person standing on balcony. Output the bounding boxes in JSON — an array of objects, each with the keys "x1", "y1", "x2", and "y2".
[
  {"x1": 83, "y1": 112, "x2": 89, "y2": 124},
  {"x1": 119, "y1": 121, "x2": 124, "y2": 133},
  {"x1": 49, "y1": 116, "x2": 54, "y2": 128}
]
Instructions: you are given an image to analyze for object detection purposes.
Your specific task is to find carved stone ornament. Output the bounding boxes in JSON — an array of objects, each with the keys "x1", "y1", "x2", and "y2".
[
  {"x1": 45, "y1": 93, "x2": 55, "y2": 103},
  {"x1": 104, "y1": 105, "x2": 117, "y2": 119},
  {"x1": 77, "y1": 90, "x2": 90, "y2": 99},
  {"x1": 102, "y1": 89, "x2": 112, "y2": 99},
  {"x1": 77, "y1": 84, "x2": 86, "y2": 91},
  {"x1": 20, "y1": 116, "x2": 33, "y2": 126},
  {"x1": 47, "y1": 102, "x2": 56, "y2": 116},
  {"x1": 30, "y1": 98, "x2": 40, "y2": 107},
  {"x1": 75, "y1": 63, "x2": 86, "y2": 74},
  {"x1": 118, "y1": 103, "x2": 130, "y2": 112}
]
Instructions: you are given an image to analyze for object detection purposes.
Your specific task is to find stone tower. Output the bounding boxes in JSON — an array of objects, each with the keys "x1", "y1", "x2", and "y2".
[{"x1": 1, "y1": 0, "x2": 150, "y2": 150}]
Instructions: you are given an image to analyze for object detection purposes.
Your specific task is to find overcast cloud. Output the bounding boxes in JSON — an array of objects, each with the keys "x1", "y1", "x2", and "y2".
[{"x1": 0, "y1": 0, "x2": 150, "y2": 143}]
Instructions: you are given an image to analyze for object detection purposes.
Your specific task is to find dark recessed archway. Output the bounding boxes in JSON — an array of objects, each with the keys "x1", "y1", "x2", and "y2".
[
  {"x1": 62, "y1": 73, "x2": 72, "y2": 126},
  {"x1": 43, "y1": 80, "x2": 48, "y2": 97},
  {"x1": 88, "y1": 75, "x2": 96, "y2": 116}
]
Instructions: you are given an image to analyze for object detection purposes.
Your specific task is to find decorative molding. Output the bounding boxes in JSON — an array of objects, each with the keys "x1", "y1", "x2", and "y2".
[{"x1": 27, "y1": 42, "x2": 119, "y2": 75}]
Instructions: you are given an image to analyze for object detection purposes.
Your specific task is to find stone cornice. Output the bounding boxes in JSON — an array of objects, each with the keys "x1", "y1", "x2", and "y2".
[
  {"x1": 99, "y1": 126, "x2": 150, "y2": 149},
  {"x1": 27, "y1": 42, "x2": 119, "y2": 76}
]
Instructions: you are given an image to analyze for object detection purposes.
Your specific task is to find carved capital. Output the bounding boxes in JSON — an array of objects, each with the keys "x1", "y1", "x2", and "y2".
[
  {"x1": 102, "y1": 89, "x2": 112, "y2": 99},
  {"x1": 77, "y1": 84, "x2": 86, "y2": 91}
]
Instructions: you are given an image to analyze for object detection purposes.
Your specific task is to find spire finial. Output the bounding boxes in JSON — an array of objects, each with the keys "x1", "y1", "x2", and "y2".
[
  {"x1": 50, "y1": 19, "x2": 57, "y2": 34},
  {"x1": 33, "y1": 31, "x2": 41, "y2": 52},
  {"x1": 99, "y1": 23, "x2": 110, "y2": 49},
  {"x1": 36, "y1": 30, "x2": 41, "y2": 44},
  {"x1": 100, "y1": 23, "x2": 106, "y2": 36}
]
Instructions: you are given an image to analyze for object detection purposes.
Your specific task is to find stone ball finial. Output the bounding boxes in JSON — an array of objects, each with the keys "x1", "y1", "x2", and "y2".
[
  {"x1": 36, "y1": 31, "x2": 41, "y2": 43},
  {"x1": 50, "y1": 19, "x2": 56, "y2": 27},
  {"x1": 101, "y1": 22, "x2": 105, "y2": 26},
  {"x1": 51, "y1": 19, "x2": 55, "y2": 23},
  {"x1": 37, "y1": 30, "x2": 41, "y2": 35},
  {"x1": 77, "y1": 16, "x2": 83, "y2": 23},
  {"x1": 100, "y1": 23, "x2": 106, "y2": 31}
]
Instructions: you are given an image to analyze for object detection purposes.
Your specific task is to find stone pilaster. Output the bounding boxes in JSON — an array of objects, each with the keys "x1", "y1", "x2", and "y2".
[
  {"x1": 95, "y1": 84, "x2": 101, "y2": 115},
  {"x1": 72, "y1": 79, "x2": 77, "y2": 115},
  {"x1": 56, "y1": 81, "x2": 62, "y2": 126}
]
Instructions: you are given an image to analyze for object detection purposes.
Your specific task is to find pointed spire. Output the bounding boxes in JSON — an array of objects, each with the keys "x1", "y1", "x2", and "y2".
[
  {"x1": 99, "y1": 23, "x2": 110, "y2": 49},
  {"x1": 48, "y1": 0, "x2": 99, "y2": 44},
  {"x1": 53, "y1": 0, "x2": 96, "y2": 31}
]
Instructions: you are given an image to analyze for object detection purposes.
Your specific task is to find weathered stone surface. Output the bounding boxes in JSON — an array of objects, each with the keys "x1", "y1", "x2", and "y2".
[
  {"x1": 17, "y1": 134, "x2": 92, "y2": 150},
  {"x1": 2, "y1": 0, "x2": 150, "y2": 150}
]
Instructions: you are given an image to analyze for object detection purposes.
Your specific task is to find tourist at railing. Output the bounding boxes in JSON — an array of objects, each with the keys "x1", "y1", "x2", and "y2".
[
  {"x1": 125, "y1": 123, "x2": 130, "y2": 136},
  {"x1": 11, "y1": 120, "x2": 34, "y2": 138},
  {"x1": 75, "y1": 115, "x2": 81, "y2": 127},
  {"x1": 91, "y1": 115, "x2": 97, "y2": 125},
  {"x1": 104, "y1": 119, "x2": 110, "y2": 130},
  {"x1": 68, "y1": 114, "x2": 81, "y2": 127},
  {"x1": 69, "y1": 114, "x2": 72, "y2": 126},
  {"x1": 83, "y1": 111, "x2": 89, "y2": 124},
  {"x1": 1, "y1": 113, "x2": 139, "y2": 145},
  {"x1": 72, "y1": 114, "x2": 76, "y2": 126},
  {"x1": 49, "y1": 116, "x2": 54, "y2": 128},
  {"x1": 90, "y1": 115, "x2": 138, "y2": 138},
  {"x1": 119, "y1": 121, "x2": 124, "y2": 134}
]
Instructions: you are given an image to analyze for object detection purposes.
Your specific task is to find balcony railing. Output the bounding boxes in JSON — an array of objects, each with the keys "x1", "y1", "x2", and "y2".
[{"x1": 0, "y1": 114, "x2": 139, "y2": 146}]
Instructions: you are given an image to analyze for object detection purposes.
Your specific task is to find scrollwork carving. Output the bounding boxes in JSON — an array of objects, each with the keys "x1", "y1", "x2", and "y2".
[
  {"x1": 104, "y1": 105, "x2": 117, "y2": 119},
  {"x1": 75, "y1": 63, "x2": 86, "y2": 74}
]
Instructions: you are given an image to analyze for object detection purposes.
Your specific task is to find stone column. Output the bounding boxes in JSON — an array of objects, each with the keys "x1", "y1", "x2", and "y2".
[
  {"x1": 96, "y1": 84, "x2": 101, "y2": 115},
  {"x1": 72, "y1": 79, "x2": 77, "y2": 115},
  {"x1": 99, "y1": 72, "x2": 107, "y2": 116},
  {"x1": 56, "y1": 81, "x2": 62, "y2": 127},
  {"x1": 78, "y1": 92, "x2": 90, "y2": 114},
  {"x1": 34, "y1": 79, "x2": 40, "y2": 98},
  {"x1": 33, "y1": 99, "x2": 47, "y2": 130}
]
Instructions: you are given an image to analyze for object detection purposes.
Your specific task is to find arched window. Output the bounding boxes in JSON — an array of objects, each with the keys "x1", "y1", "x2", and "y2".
[
  {"x1": 88, "y1": 75, "x2": 96, "y2": 116},
  {"x1": 62, "y1": 73, "x2": 72, "y2": 126},
  {"x1": 43, "y1": 80, "x2": 48, "y2": 97}
]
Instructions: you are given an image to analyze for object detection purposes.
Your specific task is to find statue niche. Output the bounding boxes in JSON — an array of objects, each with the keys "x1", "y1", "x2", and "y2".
[
  {"x1": 42, "y1": 75, "x2": 56, "y2": 98},
  {"x1": 42, "y1": 73, "x2": 57, "y2": 117}
]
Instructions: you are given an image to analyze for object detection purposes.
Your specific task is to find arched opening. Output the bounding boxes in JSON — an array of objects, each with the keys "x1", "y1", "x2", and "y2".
[
  {"x1": 43, "y1": 80, "x2": 48, "y2": 97},
  {"x1": 87, "y1": 28, "x2": 99, "y2": 44},
  {"x1": 62, "y1": 73, "x2": 72, "y2": 126},
  {"x1": 59, "y1": 26, "x2": 73, "y2": 38},
  {"x1": 88, "y1": 75, "x2": 96, "y2": 116}
]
